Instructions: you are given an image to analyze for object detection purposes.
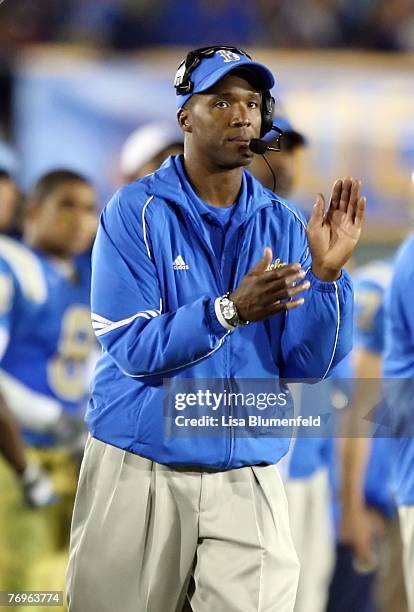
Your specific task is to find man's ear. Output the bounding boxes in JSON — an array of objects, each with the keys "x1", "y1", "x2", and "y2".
[{"x1": 177, "y1": 108, "x2": 192, "y2": 133}]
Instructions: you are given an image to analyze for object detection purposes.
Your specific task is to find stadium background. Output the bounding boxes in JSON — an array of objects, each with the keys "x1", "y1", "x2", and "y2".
[{"x1": 1, "y1": 0, "x2": 414, "y2": 258}]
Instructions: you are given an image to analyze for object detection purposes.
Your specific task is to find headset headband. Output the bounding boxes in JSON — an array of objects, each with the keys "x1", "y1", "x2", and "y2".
[{"x1": 174, "y1": 46, "x2": 252, "y2": 95}]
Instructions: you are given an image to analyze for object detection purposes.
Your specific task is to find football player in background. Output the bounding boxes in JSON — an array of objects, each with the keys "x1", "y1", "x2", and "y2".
[
  {"x1": 120, "y1": 121, "x2": 183, "y2": 183},
  {"x1": 329, "y1": 259, "x2": 408, "y2": 612},
  {"x1": 0, "y1": 169, "x2": 98, "y2": 607},
  {"x1": 249, "y1": 113, "x2": 306, "y2": 196},
  {"x1": 0, "y1": 168, "x2": 55, "y2": 499},
  {"x1": 383, "y1": 237, "x2": 414, "y2": 612}
]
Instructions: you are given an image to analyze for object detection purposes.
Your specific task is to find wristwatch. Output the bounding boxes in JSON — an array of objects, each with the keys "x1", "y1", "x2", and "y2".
[{"x1": 214, "y1": 292, "x2": 249, "y2": 330}]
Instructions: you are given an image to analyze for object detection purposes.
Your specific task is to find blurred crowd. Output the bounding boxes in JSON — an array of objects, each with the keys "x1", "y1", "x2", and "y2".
[{"x1": 1, "y1": 0, "x2": 414, "y2": 52}]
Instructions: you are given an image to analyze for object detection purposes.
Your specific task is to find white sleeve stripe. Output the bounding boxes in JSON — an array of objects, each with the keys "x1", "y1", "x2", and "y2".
[
  {"x1": 94, "y1": 310, "x2": 160, "y2": 337},
  {"x1": 92, "y1": 313, "x2": 113, "y2": 325},
  {"x1": 142, "y1": 195, "x2": 155, "y2": 260},
  {"x1": 146, "y1": 309, "x2": 161, "y2": 317},
  {"x1": 92, "y1": 308, "x2": 160, "y2": 327},
  {"x1": 277, "y1": 200, "x2": 308, "y2": 232},
  {"x1": 276, "y1": 201, "x2": 310, "y2": 265},
  {"x1": 321, "y1": 281, "x2": 340, "y2": 379},
  {"x1": 92, "y1": 322, "x2": 107, "y2": 330}
]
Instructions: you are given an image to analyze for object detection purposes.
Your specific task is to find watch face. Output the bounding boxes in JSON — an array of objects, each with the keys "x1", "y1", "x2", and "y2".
[{"x1": 222, "y1": 300, "x2": 236, "y2": 321}]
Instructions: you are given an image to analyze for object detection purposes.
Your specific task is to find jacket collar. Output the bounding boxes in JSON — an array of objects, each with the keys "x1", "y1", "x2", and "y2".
[{"x1": 151, "y1": 154, "x2": 277, "y2": 225}]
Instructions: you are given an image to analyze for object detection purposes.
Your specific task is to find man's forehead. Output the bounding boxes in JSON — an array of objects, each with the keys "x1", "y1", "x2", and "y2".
[{"x1": 205, "y1": 73, "x2": 261, "y2": 96}]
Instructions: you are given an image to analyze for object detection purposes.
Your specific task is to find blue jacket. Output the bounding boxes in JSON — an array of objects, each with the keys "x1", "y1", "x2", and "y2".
[{"x1": 87, "y1": 155, "x2": 353, "y2": 468}]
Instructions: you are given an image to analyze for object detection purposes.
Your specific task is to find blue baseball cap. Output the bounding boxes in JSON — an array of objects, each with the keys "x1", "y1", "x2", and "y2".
[{"x1": 175, "y1": 48, "x2": 275, "y2": 109}]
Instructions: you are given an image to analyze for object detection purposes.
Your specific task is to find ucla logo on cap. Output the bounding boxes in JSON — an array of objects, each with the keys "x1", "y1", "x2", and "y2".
[
  {"x1": 174, "y1": 62, "x2": 187, "y2": 88},
  {"x1": 217, "y1": 50, "x2": 241, "y2": 63}
]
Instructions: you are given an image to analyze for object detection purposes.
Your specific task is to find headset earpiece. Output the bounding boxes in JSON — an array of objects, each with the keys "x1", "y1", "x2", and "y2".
[{"x1": 260, "y1": 92, "x2": 275, "y2": 138}]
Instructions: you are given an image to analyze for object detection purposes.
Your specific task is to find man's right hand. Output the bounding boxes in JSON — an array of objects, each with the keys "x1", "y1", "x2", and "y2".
[{"x1": 230, "y1": 247, "x2": 310, "y2": 323}]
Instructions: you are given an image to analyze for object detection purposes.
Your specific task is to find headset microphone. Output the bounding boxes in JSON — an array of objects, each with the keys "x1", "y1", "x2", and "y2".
[
  {"x1": 249, "y1": 139, "x2": 278, "y2": 155},
  {"x1": 248, "y1": 126, "x2": 284, "y2": 155},
  {"x1": 249, "y1": 126, "x2": 284, "y2": 193}
]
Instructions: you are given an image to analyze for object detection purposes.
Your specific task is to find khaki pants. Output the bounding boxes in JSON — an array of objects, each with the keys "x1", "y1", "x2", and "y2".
[
  {"x1": 66, "y1": 436, "x2": 299, "y2": 612},
  {"x1": 399, "y1": 505, "x2": 414, "y2": 612}
]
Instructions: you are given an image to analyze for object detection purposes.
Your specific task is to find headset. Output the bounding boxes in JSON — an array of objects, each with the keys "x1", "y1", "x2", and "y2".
[{"x1": 174, "y1": 46, "x2": 275, "y2": 138}]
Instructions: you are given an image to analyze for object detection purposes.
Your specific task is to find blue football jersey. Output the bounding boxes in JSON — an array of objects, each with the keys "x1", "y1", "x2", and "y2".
[
  {"x1": 329, "y1": 263, "x2": 397, "y2": 531},
  {"x1": 285, "y1": 381, "x2": 335, "y2": 480},
  {"x1": 354, "y1": 260, "x2": 397, "y2": 515},
  {"x1": 353, "y1": 260, "x2": 393, "y2": 355},
  {"x1": 0, "y1": 236, "x2": 96, "y2": 445},
  {"x1": 383, "y1": 236, "x2": 414, "y2": 505}
]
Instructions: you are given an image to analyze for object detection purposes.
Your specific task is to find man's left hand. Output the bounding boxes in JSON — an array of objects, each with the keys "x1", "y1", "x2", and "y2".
[{"x1": 307, "y1": 177, "x2": 366, "y2": 281}]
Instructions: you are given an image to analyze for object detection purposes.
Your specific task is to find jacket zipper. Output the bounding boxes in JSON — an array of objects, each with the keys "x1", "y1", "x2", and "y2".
[
  {"x1": 182, "y1": 203, "x2": 275, "y2": 469},
  {"x1": 183, "y1": 210, "x2": 231, "y2": 465},
  {"x1": 221, "y1": 225, "x2": 247, "y2": 469}
]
